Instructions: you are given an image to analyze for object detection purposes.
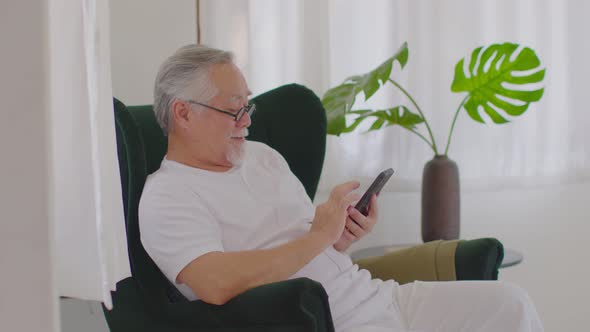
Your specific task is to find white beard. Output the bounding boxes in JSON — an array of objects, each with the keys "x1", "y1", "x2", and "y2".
[
  {"x1": 226, "y1": 141, "x2": 245, "y2": 167},
  {"x1": 226, "y1": 128, "x2": 248, "y2": 166}
]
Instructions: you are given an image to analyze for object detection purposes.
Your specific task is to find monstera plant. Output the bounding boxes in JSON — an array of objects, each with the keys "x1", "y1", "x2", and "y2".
[{"x1": 322, "y1": 42, "x2": 546, "y2": 242}]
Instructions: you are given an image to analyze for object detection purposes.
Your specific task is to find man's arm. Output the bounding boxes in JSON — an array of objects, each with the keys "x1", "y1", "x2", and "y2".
[
  {"x1": 177, "y1": 181, "x2": 360, "y2": 305},
  {"x1": 178, "y1": 231, "x2": 328, "y2": 305}
]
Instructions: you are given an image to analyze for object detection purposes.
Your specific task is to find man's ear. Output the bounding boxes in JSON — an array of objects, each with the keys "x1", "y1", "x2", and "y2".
[{"x1": 170, "y1": 100, "x2": 191, "y2": 130}]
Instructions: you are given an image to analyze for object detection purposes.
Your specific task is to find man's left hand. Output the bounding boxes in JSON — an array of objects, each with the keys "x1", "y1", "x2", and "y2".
[{"x1": 333, "y1": 194, "x2": 378, "y2": 252}]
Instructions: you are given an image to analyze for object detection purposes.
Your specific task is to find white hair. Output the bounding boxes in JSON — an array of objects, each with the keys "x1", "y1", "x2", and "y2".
[{"x1": 153, "y1": 44, "x2": 234, "y2": 135}]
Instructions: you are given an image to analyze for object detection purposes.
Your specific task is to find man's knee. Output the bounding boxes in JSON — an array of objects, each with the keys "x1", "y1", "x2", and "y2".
[
  {"x1": 491, "y1": 282, "x2": 538, "y2": 322},
  {"x1": 495, "y1": 282, "x2": 533, "y2": 305},
  {"x1": 494, "y1": 282, "x2": 543, "y2": 330}
]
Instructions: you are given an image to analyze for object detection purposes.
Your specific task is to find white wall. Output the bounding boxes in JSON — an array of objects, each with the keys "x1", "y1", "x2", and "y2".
[
  {"x1": 110, "y1": 0, "x2": 196, "y2": 105},
  {"x1": 0, "y1": 1, "x2": 59, "y2": 332}
]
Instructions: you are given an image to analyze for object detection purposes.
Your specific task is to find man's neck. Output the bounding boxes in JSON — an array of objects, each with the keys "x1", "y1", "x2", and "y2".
[{"x1": 166, "y1": 137, "x2": 233, "y2": 173}]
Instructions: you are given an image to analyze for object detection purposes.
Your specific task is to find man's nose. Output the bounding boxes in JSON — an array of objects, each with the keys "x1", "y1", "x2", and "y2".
[{"x1": 237, "y1": 111, "x2": 251, "y2": 128}]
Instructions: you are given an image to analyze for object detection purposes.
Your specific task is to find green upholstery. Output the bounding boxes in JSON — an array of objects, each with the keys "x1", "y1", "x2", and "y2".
[
  {"x1": 456, "y1": 238, "x2": 504, "y2": 280},
  {"x1": 104, "y1": 84, "x2": 335, "y2": 332},
  {"x1": 248, "y1": 83, "x2": 326, "y2": 199},
  {"x1": 103, "y1": 83, "x2": 504, "y2": 332}
]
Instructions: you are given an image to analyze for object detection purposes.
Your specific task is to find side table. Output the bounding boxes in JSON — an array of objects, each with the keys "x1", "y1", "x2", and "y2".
[{"x1": 350, "y1": 244, "x2": 523, "y2": 269}]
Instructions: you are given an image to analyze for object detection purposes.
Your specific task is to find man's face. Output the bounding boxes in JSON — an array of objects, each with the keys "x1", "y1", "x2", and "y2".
[{"x1": 185, "y1": 63, "x2": 252, "y2": 168}]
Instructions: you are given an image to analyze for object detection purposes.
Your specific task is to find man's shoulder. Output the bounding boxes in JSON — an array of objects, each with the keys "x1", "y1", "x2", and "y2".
[
  {"x1": 138, "y1": 166, "x2": 206, "y2": 226},
  {"x1": 245, "y1": 140, "x2": 275, "y2": 155},
  {"x1": 144, "y1": 160, "x2": 183, "y2": 187},
  {"x1": 247, "y1": 140, "x2": 287, "y2": 160},
  {"x1": 141, "y1": 161, "x2": 194, "y2": 204},
  {"x1": 245, "y1": 140, "x2": 290, "y2": 168}
]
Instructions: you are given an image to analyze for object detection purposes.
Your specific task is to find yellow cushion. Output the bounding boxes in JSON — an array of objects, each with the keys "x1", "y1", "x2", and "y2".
[{"x1": 353, "y1": 240, "x2": 459, "y2": 284}]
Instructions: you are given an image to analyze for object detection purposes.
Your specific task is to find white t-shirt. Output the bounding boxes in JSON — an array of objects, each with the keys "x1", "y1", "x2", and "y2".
[{"x1": 139, "y1": 141, "x2": 400, "y2": 331}]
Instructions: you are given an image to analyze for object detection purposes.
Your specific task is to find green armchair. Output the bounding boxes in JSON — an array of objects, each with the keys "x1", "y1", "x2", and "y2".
[{"x1": 103, "y1": 84, "x2": 503, "y2": 332}]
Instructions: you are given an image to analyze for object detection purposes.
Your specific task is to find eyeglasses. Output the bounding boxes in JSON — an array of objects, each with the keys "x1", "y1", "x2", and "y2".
[{"x1": 186, "y1": 100, "x2": 256, "y2": 122}]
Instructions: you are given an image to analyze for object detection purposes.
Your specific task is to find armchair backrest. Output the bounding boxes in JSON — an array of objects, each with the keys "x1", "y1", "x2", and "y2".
[
  {"x1": 247, "y1": 84, "x2": 327, "y2": 199},
  {"x1": 111, "y1": 84, "x2": 327, "y2": 317}
]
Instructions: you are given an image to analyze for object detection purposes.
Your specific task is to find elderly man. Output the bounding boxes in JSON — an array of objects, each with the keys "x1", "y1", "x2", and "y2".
[{"x1": 139, "y1": 44, "x2": 543, "y2": 332}]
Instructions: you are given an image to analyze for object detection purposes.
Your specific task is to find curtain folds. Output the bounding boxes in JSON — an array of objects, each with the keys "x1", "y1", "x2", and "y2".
[
  {"x1": 50, "y1": 0, "x2": 130, "y2": 309},
  {"x1": 200, "y1": 0, "x2": 590, "y2": 193}
]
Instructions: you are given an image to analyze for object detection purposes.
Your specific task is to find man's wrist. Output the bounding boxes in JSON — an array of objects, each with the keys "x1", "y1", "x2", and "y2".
[
  {"x1": 333, "y1": 241, "x2": 350, "y2": 252},
  {"x1": 306, "y1": 230, "x2": 332, "y2": 251}
]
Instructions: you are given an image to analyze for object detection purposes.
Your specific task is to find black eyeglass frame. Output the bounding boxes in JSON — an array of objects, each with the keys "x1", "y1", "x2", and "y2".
[{"x1": 186, "y1": 100, "x2": 255, "y2": 122}]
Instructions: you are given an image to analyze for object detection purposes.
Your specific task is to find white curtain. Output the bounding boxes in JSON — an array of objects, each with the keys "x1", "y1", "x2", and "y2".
[
  {"x1": 49, "y1": 0, "x2": 130, "y2": 309},
  {"x1": 201, "y1": 0, "x2": 590, "y2": 193}
]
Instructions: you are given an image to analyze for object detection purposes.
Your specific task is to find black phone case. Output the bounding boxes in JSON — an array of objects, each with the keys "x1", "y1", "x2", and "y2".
[{"x1": 354, "y1": 168, "x2": 394, "y2": 216}]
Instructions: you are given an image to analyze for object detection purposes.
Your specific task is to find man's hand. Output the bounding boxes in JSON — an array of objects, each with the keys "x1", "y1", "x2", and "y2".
[
  {"x1": 333, "y1": 194, "x2": 379, "y2": 252},
  {"x1": 310, "y1": 181, "x2": 361, "y2": 245}
]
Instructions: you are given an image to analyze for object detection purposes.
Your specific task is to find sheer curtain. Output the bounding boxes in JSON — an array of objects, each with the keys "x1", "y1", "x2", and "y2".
[
  {"x1": 49, "y1": 0, "x2": 130, "y2": 309},
  {"x1": 201, "y1": 0, "x2": 590, "y2": 193}
]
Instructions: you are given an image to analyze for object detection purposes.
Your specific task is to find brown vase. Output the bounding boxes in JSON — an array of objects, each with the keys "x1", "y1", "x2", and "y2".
[{"x1": 421, "y1": 155, "x2": 460, "y2": 242}]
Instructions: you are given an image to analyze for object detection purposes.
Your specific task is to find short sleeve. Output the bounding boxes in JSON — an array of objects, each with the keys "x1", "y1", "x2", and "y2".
[{"x1": 138, "y1": 179, "x2": 223, "y2": 285}]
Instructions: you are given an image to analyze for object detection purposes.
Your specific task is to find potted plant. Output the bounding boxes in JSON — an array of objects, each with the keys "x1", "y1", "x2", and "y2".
[{"x1": 321, "y1": 42, "x2": 545, "y2": 242}]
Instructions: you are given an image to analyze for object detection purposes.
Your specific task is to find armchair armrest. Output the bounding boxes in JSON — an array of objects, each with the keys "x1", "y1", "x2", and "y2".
[
  {"x1": 165, "y1": 277, "x2": 335, "y2": 332},
  {"x1": 353, "y1": 238, "x2": 504, "y2": 284},
  {"x1": 455, "y1": 238, "x2": 504, "y2": 280},
  {"x1": 104, "y1": 277, "x2": 335, "y2": 332}
]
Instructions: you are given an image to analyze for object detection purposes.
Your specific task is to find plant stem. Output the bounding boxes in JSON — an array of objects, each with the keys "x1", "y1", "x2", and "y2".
[
  {"x1": 444, "y1": 95, "x2": 469, "y2": 155},
  {"x1": 407, "y1": 128, "x2": 435, "y2": 151},
  {"x1": 387, "y1": 78, "x2": 438, "y2": 154}
]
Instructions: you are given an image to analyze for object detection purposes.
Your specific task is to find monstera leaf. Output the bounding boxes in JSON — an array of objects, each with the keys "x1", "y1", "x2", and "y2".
[
  {"x1": 342, "y1": 107, "x2": 424, "y2": 133},
  {"x1": 451, "y1": 43, "x2": 545, "y2": 124},
  {"x1": 320, "y1": 41, "x2": 546, "y2": 155},
  {"x1": 322, "y1": 42, "x2": 409, "y2": 135}
]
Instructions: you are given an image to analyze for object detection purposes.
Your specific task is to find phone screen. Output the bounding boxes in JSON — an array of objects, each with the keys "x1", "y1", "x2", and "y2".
[{"x1": 354, "y1": 168, "x2": 394, "y2": 216}]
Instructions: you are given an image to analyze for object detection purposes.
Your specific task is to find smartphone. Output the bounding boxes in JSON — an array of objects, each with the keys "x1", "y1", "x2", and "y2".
[{"x1": 354, "y1": 168, "x2": 394, "y2": 216}]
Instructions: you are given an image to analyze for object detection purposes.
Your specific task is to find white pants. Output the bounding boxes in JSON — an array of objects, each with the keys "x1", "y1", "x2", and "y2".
[{"x1": 347, "y1": 281, "x2": 543, "y2": 332}]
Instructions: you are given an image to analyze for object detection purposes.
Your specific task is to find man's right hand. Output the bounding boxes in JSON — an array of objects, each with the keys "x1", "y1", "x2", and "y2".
[{"x1": 310, "y1": 181, "x2": 361, "y2": 245}]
